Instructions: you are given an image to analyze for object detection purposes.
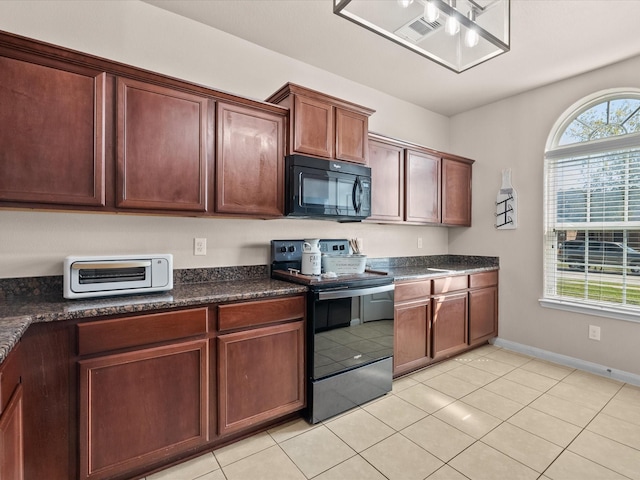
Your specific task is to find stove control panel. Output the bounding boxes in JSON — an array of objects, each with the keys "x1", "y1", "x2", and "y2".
[{"x1": 271, "y1": 239, "x2": 351, "y2": 263}]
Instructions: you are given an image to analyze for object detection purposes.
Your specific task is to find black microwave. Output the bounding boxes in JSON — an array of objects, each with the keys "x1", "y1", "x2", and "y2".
[{"x1": 285, "y1": 155, "x2": 372, "y2": 222}]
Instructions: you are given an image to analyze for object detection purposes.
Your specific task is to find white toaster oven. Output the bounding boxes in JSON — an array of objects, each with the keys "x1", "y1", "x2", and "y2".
[{"x1": 63, "y1": 254, "x2": 173, "y2": 299}]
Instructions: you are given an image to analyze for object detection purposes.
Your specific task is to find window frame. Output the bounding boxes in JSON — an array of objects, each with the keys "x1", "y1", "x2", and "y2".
[{"x1": 541, "y1": 88, "x2": 640, "y2": 323}]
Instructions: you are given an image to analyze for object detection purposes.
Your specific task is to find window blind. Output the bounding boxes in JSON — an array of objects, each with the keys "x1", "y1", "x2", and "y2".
[{"x1": 544, "y1": 148, "x2": 640, "y2": 310}]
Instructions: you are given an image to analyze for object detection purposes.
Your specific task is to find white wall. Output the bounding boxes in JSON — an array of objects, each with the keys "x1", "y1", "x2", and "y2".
[
  {"x1": 449, "y1": 55, "x2": 640, "y2": 376},
  {"x1": 0, "y1": 0, "x2": 450, "y2": 278}
]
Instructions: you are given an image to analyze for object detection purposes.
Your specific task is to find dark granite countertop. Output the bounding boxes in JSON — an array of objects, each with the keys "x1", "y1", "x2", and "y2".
[
  {"x1": 366, "y1": 254, "x2": 499, "y2": 281},
  {"x1": 371, "y1": 264, "x2": 499, "y2": 281},
  {"x1": 0, "y1": 256, "x2": 499, "y2": 365},
  {"x1": 0, "y1": 269, "x2": 306, "y2": 365}
]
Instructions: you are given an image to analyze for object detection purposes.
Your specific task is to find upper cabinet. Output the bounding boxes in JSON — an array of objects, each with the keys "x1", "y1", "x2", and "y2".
[
  {"x1": 116, "y1": 77, "x2": 210, "y2": 212},
  {"x1": 405, "y1": 149, "x2": 441, "y2": 224},
  {"x1": 368, "y1": 133, "x2": 474, "y2": 227},
  {"x1": 368, "y1": 138, "x2": 404, "y2": 222},
  {"x1": 442, "y1": 157, "x2": 472, "y2": 226},
  {"x1": 0, "y1": 31, "x2": 289, "y2": 219},
  {"x1": 0, "y1": 53, "x2": 106, "y2": 207},
  {"x1": 266, "y1": 83, "x2": 374, "y2": 164},
  {"x1": 215, "y1": 102, "x2": 285, "y2": 217}
]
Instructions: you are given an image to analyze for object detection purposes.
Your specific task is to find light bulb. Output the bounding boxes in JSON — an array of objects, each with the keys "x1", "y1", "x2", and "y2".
[
  {"x1": 424, "y1": 1, "x2": 439, "y2": 23},
  {"x1": 397, "y1": 0, "x2": 414, "y2": 7},
  {"x1": 445, "y1": 15, "x2": 459, "y2": 35},
  {"x1": 464, "y1": 9, "x2": 478, "y2": 47},
  {"x1": 465, "y1": 28, "x2": 479, "y2": 47}
]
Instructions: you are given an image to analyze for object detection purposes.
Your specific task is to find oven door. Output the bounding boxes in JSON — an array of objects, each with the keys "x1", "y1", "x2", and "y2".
[{"x1": 310, "y1": 283, "x2": 394, "y2": 380}]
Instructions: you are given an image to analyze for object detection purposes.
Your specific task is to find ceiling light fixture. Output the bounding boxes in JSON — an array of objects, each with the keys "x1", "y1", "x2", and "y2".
[{"x1": 333, "y1": 0, "x2": 510, "y2": 73}]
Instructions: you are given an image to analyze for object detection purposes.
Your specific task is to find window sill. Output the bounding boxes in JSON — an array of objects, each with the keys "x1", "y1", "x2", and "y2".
[{"x1": 539, "y1": 297, "x2": 640, "y2": 324}]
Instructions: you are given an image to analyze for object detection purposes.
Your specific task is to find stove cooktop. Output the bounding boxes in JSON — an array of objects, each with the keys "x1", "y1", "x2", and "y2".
[{"x1": 270, "y1": 239, "x2": 393, "y2": 289}]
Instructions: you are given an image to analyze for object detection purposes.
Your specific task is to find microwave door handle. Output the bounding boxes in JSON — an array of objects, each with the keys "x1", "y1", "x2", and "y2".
[{"x1": 352, "y1": 177, "x2": 363, "y2": 213}]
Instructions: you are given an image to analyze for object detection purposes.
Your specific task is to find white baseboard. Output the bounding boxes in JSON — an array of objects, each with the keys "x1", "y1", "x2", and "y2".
[{"x1": 491, "y1": 338, "x2": 640, "y2": 387}]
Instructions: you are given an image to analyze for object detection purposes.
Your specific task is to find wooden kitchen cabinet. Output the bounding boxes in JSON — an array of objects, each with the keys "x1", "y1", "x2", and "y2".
[
  {"x1": 266, "y1": 83, "x2": 374, "y2": 164},
  {"x1": 432, "y1": 292, "x2": 469, "y2": 361},
  {"x1": 393, "y1": 280, "x2": 432, "y2": 376},
  {"x1": 0, "y1": 343, "x2": 23, "y2": 480},
  {"x1": 469, "y1": 271, "x2": 499, "y2": 346},
  {"x1": 367, "y1": 133, "x2": 474, "y2": 226},
  {"x1": 442, "y1": 157, "x2": 473, "y2": 226},
  {"x1": 77, "y1": 308, "x2": 209, "y2": 480},
  {"x1": 431, "y1": 275, "x2": 469, "y2": 360},
  {"x1": 217, "y1": 296, "x2": 305, "y2": 435},
  {"x1": 216, "y1": 101, "x2": 285, "y2": 216},
  {"x1": 368, "y1": 137, "x2": 405, "y2": 222},
  {"x1": 405, "y1": 149, "x2": 441, "y2": 224},
  {"x1": 335, "y1": 107, "x2": 369, "y2": 164},
  {"x1": 393, "y1": 271, "x2": 497, "y2": 377},
  {"x1": 116, "y1": 77, "x2": 211, "y2": 212},
  {"x1": 0, "y1": 53, "x2": 106, "y2": 207}
]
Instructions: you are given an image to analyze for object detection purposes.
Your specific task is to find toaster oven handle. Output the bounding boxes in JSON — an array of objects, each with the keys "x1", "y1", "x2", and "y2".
[{"x1": 72, "y1": 261, "x2": 152, "y2": 269}]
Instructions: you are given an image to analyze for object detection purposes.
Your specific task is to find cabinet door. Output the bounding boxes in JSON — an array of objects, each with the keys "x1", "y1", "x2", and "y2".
[
  {"x1": 469, "y1": 287, "x2": 498, "y2": 346},
  {"x1": 0, "y1": 385, "x2": 23, "y2": 480},
  {"x1": 368, "y1": 139, "x2": 404, "y2": 222},
  {"x1": 78, "y1": 340, "x2": 208, "y2": 480},
  {"x1": 432, "y1": 293, "x2": 468, "y2": 360},
  {"x1": 117, "y1": 77, "x2": 210, "y2": 211},
  {"x1": 442, "y1": 158, "x2": 472, "y2": 226},
  {"x1": 405, "y1": 149, "x2": 441, "y2": 223},
  {"x1": 216, "y1": 102, "x2": 285, "y2": 216},
  {"x1": 218, "y1": 321, "x2": 305, "y2": 435},
  {"x1": 292, "y1": 94, "x2": 333, "y2": 158},
  {"x1": 394, "y1": 301, "x2": 430, "y2": 375},
  {"x1": 335, "y1": 108, "x2": 368, "y2": 164},
  {"x1": 0, "y1": 55, "x2": 106, "y2": 206}
]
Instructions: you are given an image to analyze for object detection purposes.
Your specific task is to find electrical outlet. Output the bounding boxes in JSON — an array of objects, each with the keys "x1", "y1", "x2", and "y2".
[
  {"x1": 588, "y1": 325, "x2": 601, "y2": 341},
  {"x1": 194, "y1": 238, "x2": 207, "y2": 256},
  {"x1": 417, "y1": 237, "x2": 423, "y2": 249}
]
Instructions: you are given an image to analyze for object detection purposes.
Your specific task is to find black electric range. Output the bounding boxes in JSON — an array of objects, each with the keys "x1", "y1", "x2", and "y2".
[{"x1": 271, "y1": 239, "x2": 395, "y2": 423}]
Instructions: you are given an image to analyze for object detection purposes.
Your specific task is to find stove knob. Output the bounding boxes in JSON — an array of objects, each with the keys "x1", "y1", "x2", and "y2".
[
  {"x1": 279, "y1": 246, "x2": 287, "y2": 253},
  {"x1": 288, "y1": 246, "x2": 296, "y2": 252}
]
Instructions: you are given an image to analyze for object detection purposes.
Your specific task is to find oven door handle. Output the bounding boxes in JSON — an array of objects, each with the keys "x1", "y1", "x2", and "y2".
[{"x1": 317, "y1": 283, "x2": 395, "y2": 300}]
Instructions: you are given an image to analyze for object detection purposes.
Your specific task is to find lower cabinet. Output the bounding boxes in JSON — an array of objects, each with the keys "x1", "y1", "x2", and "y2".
[
  {"x1": 218, "y1": 321, "x2": 305, "y2": 435},
  {"x1": 217, "y1": 296, "x2": 306, "y2": 436},
  {"x1": 393, "y1": 280, "x2": 432, "y2": 375},
  {"x1": 469, "y1": 271, "x2": 499, "y2": 346},
  {"x1": 0, "y1": 343, "x2": 23, "y2": 480},
  {"x1": 77, "y1": 308, "x2": 210, "y2": 480},
  {"x1": 393, "y1": 271, "x2": 498, "y2": 377},
  {"x1": 432, "y1": 292, "x2": 468, "y2": 360},
  {"x1": 15, "y1": 295, "x2": 306, "y2": 480}
]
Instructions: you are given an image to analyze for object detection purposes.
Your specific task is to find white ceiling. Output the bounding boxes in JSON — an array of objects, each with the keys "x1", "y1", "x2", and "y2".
[{"x1": 142, "y1": 0, "x2": 640, "y2": 117}]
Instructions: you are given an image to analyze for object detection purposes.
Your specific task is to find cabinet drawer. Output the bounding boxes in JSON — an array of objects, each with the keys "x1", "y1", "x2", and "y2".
[
  {"x1": 470, "y1": 271, "x2": 498, "y2": 289},
  {"x1": 395, "y1": 280, "x2": 431, "y2": 303},
  {"x1": 77, "y1": 308, "x2": 208, "y2": 356},
  {"x1": 432, "y1": 275, "x2": 468, "y2": 294},
  {"x1": 218, "y1": 296, "x2": 305, "y2": 332}
]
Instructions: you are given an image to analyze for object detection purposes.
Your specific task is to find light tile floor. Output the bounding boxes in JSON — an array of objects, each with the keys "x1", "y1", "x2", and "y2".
[{"x1": 145, "y1": 345, "x2": 640, "y2": 480}]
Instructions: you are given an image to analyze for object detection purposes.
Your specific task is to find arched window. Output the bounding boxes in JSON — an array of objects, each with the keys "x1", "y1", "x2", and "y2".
[{"x1": 543, "y1": 89, "x2": 640, "y2": 320}]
